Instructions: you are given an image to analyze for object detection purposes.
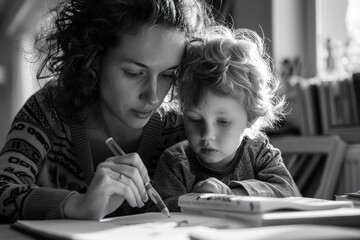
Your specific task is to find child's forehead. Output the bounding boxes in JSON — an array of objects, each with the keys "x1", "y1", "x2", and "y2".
[{"x1": 184, "y1": 90, "x2": 242, "y2": 111}]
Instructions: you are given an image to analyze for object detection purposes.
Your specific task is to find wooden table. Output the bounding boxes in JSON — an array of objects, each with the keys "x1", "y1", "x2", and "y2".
[
  {"x1": 3, "y1": 212, "x2": 360, "y2": 240},
  {"x1": 1, "y1": 224, "x2": 37, "y2": 240}
]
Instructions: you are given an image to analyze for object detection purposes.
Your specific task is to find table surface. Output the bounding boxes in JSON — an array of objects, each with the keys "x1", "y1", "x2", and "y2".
[
  {"x1": 4, "y1": 223, "x2": 360, "y2": 240},
  {"x1": 1, "y1": 224, "x2": 37, "y2": 240},
  {"x1": 3, "y1": 216, "x2": 360, "y2": 240}
]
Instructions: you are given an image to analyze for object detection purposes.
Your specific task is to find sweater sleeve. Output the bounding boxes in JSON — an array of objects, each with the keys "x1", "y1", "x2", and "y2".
[
  {"x1": 0, "y1": 92, "x2": 74, "y2": 221},
  {"x1": 148, "y1": 143, "x2": 195, "y2": 212},
  {"x1": 229, "y1": 136, "x2": 301, "y2": 197}
]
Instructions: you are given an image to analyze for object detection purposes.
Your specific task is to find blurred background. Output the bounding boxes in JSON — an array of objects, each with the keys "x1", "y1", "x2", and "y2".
[{"x1": 0, "y1": 0, "x2": 359, "y2": 147}]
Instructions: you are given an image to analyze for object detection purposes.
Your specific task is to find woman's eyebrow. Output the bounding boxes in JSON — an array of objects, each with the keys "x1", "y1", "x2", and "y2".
[
  {"x1": 121, "y1": 59, "x2": 148, "y2": 69},
  {"x1": 121, "y1": 59, "x2": 178, "y2": 71},
  {"x1": 166, "y1": 65, "x2": 180, "y2": 71}
]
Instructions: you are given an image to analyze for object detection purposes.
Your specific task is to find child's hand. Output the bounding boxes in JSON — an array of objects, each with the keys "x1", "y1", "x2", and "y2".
[{"x1": 192, "y1": 177, "x2": 233, "y2": 194}]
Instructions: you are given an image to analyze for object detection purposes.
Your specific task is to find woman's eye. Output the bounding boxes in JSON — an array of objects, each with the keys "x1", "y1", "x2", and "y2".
[
  {"x1": 123, "y1": 70, "x2": 144, "y2": 78},
  {"x1": 217, "y1": 120, "x2": 231, "y2": 126},
  {"x1": 159, "y1": 69, "x2": 179, "y2": 81}
]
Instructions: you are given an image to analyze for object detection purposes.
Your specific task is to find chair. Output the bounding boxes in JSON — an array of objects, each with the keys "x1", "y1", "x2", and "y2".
[{"x1": 271, "y1": 135, "x2": 347, "y2": 200}]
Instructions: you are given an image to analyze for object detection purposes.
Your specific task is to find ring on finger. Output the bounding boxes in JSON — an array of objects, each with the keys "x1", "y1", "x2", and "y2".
[{"x1": 118, "y1": 173, "x2": 123, "y2": 182}]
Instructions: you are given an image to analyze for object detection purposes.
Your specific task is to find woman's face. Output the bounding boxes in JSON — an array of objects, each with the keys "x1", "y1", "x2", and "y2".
[{"x1": 99, "y1": 25, "x2": 185, "y2": 129}]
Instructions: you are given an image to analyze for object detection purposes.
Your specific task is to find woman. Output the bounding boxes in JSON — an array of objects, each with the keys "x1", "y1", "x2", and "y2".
[{"x1": 0, "y1": 0, "x2": 214, "y2": 221}]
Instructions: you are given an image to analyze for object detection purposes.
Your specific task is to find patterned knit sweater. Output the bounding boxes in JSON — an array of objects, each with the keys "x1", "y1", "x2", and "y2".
[{"x1": 0, "y1": 89, "x2": 186, "y2": 221}]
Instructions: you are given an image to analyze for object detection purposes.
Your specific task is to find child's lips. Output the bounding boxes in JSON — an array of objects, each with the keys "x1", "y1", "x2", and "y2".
[{"x1": 200, "y1": 148, "x2": 218, "y2": 155}]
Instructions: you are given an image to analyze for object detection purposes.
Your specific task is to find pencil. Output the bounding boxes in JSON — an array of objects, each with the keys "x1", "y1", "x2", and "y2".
[{"x1": 105, "y1": 137, "x2": 171, "y2": 218}]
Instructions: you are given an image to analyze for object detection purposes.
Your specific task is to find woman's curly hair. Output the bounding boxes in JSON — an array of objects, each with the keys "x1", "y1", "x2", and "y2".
[
  {"x1": 178, "y1": 25, "x2": 286, "y2": 134},
  {"x1": 35, "y1": 0, "x2": 214, "y2": 116}
]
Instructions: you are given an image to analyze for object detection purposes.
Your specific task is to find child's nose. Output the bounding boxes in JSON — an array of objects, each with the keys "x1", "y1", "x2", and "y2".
[{"x1": 201, "y1": 124, "x2": 215, "y2": 141}]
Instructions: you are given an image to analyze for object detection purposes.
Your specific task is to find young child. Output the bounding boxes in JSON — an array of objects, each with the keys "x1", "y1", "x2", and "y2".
[{"x1": 151, "y1": 25, "x2": 300, "y2": 212}]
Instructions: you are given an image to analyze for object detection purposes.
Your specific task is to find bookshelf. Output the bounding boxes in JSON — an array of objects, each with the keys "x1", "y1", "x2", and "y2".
[
  {"x1": 284, "y1": 72, "x2": 360, "y2": 143},
  {"x1": 274, "y1": 72, "x2": 360, "y2": 196}
]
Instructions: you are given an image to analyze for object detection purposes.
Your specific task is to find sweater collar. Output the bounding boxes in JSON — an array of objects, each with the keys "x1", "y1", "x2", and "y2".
[{"x1": 70, "y1": 111, "x2": 163, "y2": 185}]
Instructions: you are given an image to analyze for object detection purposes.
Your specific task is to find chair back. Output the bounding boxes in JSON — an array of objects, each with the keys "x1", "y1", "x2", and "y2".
[{"x1": 271, "y1": 135, "x2": 347, "y2": 200}]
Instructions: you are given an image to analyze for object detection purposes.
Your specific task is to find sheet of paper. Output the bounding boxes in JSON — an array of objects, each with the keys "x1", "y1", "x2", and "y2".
[
  {"x1": 102, "y1": 212, "x2": 247, "y2": 228},
  {"x1": 13, "y1": 212, "x2": 360, "y2": 240},
  {"x1": 13, "y1": 212, "x2": 247, "y2": 240}
]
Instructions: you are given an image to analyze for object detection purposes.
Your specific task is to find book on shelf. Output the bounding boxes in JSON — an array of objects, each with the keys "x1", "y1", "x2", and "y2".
[
  {"x1": 294, "y1": 78, "x2": 323, "y2": 136},
  {"x1": 317, "y1": 80, "x2": 331, "y2": 134},
  {"x1": 347, "y1": 76, "x2": 360, "y2": 123},
  {"x1": 352, "y1": 72, "x2": 360, "y2": 119},
  {"x1": 328, "y1": 125, "x2": 360, "y2": 143},
  {"x1": 179, "y1": 193, "x2": 360, "y2": 228},
  {"x1": 178, "y1": 193, "x2": 353, "y2": 214}
]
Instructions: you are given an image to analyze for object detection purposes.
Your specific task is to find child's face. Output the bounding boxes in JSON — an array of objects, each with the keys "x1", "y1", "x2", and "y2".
[{"x1": 183, "y1": 90, "x2": 248, "y2": 166}]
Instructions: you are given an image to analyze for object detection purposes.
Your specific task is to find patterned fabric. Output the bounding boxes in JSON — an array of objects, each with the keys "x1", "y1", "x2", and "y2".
[
  {"x1": 150, "y1": 135, "x2": 300, "y2": 212},
  {"x1": 0, "y1": 89, "x2": 186, "y2": 221}
]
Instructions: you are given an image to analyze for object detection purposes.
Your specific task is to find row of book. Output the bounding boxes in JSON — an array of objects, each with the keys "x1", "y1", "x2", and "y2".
[{"x1": 290, "y1": 72, "x2": 360, "y2": 142}]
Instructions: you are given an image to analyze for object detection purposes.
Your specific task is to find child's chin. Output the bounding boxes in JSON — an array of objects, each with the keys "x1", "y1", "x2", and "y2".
[{"x1": 198, "y1": 155, "x2": 222, "y2": 164}]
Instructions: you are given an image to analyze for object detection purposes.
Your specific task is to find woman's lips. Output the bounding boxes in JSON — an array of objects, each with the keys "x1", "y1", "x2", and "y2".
[{"x1": 131, "y1": 109, "x2": 153, "y2": 119}]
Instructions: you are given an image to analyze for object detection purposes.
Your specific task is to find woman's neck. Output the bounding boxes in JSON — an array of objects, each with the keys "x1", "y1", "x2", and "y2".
[{"x1": 84, "y1": 103, "x2": 143, "y2": 154}]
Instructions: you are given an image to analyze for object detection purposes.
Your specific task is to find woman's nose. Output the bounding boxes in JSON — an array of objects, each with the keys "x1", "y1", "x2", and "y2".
[{"x1": 140, "y1": 76, "x2": 159, "y2": 105}]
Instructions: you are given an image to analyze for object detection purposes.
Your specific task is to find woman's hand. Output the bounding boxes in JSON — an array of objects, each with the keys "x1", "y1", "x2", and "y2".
[
  {"x1": 63, "y1": 153, "x2": 149, "y2": 220},
  {"x1": 192, "y1": 177, "x2": 233, "y2": 194}
]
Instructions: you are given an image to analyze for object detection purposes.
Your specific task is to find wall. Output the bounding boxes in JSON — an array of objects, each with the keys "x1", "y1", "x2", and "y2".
[
  {"x1": 232, "y1": 0, "x2": 273, "y2": 57},
  {"x1": 272, "y1": 0, "x2": 304, "y2": 76},
  {"x1": 230, "y1": 0, "x2": 317, "y2": 78},
  {"x1": 321, "y1": 0, "x2": 347, "y2": 43},
  {"x1": 272, "y1": 0, "x2": 319, "y2": 78},
  {"x1": 0, "y1": 0, "x2": 46, "y2": 148},
  {"x1": 316, "y1": 0, "x2": 348, "y2": 74},
  {"x1": 0, "y1": 38, "x2": 15, "y2": 148}
]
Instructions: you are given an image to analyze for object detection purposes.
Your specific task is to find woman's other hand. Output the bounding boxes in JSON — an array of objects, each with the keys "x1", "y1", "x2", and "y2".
[{"x1": 63, "y1": 153, "x2": 149, "y2": 220}]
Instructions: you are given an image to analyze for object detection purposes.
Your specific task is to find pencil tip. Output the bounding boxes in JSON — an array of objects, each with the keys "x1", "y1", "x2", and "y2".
[{"x1": 164, "y1": 209, "x2": 171, "y2": 218}]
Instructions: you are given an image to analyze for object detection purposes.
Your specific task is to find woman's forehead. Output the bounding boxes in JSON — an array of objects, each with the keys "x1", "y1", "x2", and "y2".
[{"x1": 114, "y1": 26, "x2": 186, "y2": 69}]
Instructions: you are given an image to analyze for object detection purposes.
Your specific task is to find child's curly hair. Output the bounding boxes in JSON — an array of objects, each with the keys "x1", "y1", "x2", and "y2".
[{"x1": 178, "y1": 25, "x2": 286, "y2": 134}]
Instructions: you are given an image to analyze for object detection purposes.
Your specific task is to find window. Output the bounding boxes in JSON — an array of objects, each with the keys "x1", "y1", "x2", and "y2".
[{"x1": 317, "y1": 0, "x2": 360, "y2": 75}]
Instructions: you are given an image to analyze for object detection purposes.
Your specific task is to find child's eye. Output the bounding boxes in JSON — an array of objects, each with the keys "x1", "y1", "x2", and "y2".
[
  {"x1": 217, "y1": 120, "x2": 231, "y2": 126},
  {"x1": 187, "y1": 117, "x2": 202, "y2": 125}
]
